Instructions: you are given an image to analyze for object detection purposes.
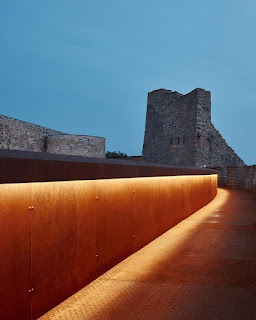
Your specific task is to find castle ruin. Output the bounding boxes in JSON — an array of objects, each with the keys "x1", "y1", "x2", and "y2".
[
  {"x1": 143, "y1": 88, "x2": 244, "y2": 167},
  {"x1": 0, "y1": 115, "x2": 105, "y2": 158},
  {"x1": 0, "y1": 88, "x2": 245, "y2": 166}
]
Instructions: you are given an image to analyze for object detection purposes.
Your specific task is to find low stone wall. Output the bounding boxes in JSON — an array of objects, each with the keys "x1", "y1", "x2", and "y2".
[
  {"x1": 0, "y1": 115, "x2": 106, "y2": 158},
  {"x1": 213, "y1": 165, "x2": 256, "y2": 193},
  {"x1": 46, "y1": 134, "x2": 105, "y2": 158},
  {"x1": 0, "y1": 115, "x2": 62, "y2": 152}
]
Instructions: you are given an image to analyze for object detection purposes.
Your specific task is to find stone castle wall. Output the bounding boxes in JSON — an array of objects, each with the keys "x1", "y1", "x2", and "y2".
[
  {"x1": 143, "y1": 88, "x2": 244, "y2": 167},
  {"x1": 0, "y1": 115, "x2": 105, "y2": 158},
  {"x1": 46, "y1": 134, "x2": 105, "y2": 158},
  {"x1": 194, "y1": 90, "x2": 244, "y2": 167},
  {"x1": 213, "y1": 165, "x2": 256, "y2": 194},
  {"x1": 0, "y1": 115, "x2": 62, "y2": 152},
  {"x1": 143, "y1": 89, "x2": 197, "y2": 166}
]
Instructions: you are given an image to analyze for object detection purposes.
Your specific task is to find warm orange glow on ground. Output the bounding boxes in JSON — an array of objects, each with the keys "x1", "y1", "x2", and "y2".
[
  {"x1": 0, "y1": 174, "x2": 217, "y2": 320},
  {"x1": 40, "y1": 188, "x2": 256, "y2": 320}
]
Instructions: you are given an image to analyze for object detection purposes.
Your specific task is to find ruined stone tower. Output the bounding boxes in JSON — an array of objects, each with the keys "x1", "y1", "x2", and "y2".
[{"x1": 142, "y1": 88, "x2": 244, "y2": 167}]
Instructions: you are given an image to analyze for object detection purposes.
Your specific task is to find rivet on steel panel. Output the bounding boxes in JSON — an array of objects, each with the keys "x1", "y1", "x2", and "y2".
[
  {"x1": 96, "y1": 254, "x2": 99, "y2": 258},
  {"x1": 29, "y1": 206, "x2": 34, "y2": 210},
  {"x1": 133, "y1": 235, "x2": 135, "y2": 238},
  {"x1": 156, "y1": 223, "x2": 158, "y2": 226},
  {"x1": 96, "y1": 197, "x2": 99, "y2": 200},
  {"x1": 132, "y1": 191, "x2": 135, "y2": 194},
  {"x1": 29, "y1": 288, "x2": 34, "y2": 293}
]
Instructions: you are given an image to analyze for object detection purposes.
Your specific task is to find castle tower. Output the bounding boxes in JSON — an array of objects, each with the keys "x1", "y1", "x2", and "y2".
[{"x1": 142, "y1": 88, "x2": 244, "y2": 167}]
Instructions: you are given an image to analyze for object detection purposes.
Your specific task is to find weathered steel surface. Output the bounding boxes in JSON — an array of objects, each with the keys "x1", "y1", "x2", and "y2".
[
  {"x1": 31, "y1": 181, "x2": 98, "y2": 319},
  {"x1": 31, "y1": 175, "x2": 217, "y2": 319},
  {"x1": 95, "y1": 179, "x2": 135, "y2": 273},
  {"x1": 0, "y1": 184, "x2": 31, "y2": 320},
  {"x1": 40, "y1": 188, "x2": 256, "y2": 320},
  {"x1": 0, "y1": 148, "x2": 217, "y2": 184},
  {"x1": 133, "y1": 178, "x2": 158, "y2": 251},
  {"x1": 0, "y1": 173, "x2": 217, "y2": 320},
  {"x1": 155, "y1": 177, "x2": 176, "y2": 236}
]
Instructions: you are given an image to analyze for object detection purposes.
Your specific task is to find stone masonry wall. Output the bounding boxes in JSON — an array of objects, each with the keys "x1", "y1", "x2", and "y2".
[
  {"x1": 0, "y1": 115, "x2": 105, "y2": 158},
  {"x1": 142, "y1": 88, "x2": 244, "y2": 167},
  {"x1": 143, "y1": 89, "x2": 197, "y2": 166},
  {"x1": 194, "y1": 89, "x2": 244, "y2": 167},
  {"x1": 213, "y1": 165, "x2": 256, "y2": 194},
  {"x1": 46, "y1": 135, "x2": 105, "y2": 158},
  {"x1": 0, "y1": 115, "x2": 62, "y2": 152}
]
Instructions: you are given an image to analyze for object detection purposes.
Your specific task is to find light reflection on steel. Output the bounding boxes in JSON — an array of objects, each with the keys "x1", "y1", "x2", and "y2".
[
  {"x1": 0, "y1": 183, "x2": 32, "y2": 320},
  {"x1": 0, "y1": 174, "x2": 217, "y2": 320}
]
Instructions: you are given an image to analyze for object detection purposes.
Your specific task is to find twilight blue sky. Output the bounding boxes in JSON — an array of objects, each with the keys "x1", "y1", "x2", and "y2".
[{"x1": 0, "y1": 1, "x2": 255, "y2": 164}]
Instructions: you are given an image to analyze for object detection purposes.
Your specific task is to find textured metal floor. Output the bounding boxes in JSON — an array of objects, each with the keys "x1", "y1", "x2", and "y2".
[{"x1": 40, "y1": 189, "x2": 256, "y2": 320}]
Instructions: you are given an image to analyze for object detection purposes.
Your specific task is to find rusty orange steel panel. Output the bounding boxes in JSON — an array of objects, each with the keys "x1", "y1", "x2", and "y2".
[
  {"x1": 0, "y1": 184, "x2": 31, "y2": 320},
  {"x1": 132, "y1": 178, "x2": 158, "y2": 251},
  {"x1": 41, "y1": 160, "x2": 67, "y2": 182},
  {"x1": 182, "y1": 176, "x2": 193, "y2": 219},
  {"x1": 154, "y1": 177, "x2": 176, "y2": 237},
  {"x1": 136, "y1": 165, "x2": 168, "y2": 178},
  {"x1": 0, "y1": 158, "x2": 16, "y2": 183},
  {"x1": 15, "y1": 158, "x2": 36, "y2": 183},
  {"x1": 212, "y1": 174, "x2": 218, "y2": 198},
  {"x1": 100, "y1": 164, "x2": 138, "y2": 179},
  {"x1": 31, "y1": 181, "x2": 98, "y2": 319},
  {"x1": 0, "y1": 174, "x2": 217, "y2": 319},
  {"x1": 169, "y1": 177, "x2": 186, "y2": 226},
  {"x1": 94, "y1": 179, "x2": 135, "y2": 275},
  {"x1": 66, "y1": 162, "x2": 102, "y2": 181}
]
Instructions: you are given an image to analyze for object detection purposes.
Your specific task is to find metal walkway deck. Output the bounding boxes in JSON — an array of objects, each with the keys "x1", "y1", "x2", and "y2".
[{"x1": 40, "y1": 189, "x2": 256, "y2": 320}]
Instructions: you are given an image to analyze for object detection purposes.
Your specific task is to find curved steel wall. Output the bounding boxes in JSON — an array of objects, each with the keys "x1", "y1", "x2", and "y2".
[
  {"x1": 0, "y1": 174, "x2": 217, "y2": 320},
  {"x1": 0, "y1": 148, "x2": 217, "y2": 184}
]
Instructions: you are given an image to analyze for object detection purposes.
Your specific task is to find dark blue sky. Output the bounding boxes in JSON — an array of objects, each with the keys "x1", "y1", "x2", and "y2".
[{"x1": 1, "y1": 1, "x2": 255, "y2": 164}]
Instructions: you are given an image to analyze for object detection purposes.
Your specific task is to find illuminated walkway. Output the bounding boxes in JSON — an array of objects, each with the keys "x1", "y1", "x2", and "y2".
[{"x1": 40, "y1": 189, "x2": 256, "y2": 320}]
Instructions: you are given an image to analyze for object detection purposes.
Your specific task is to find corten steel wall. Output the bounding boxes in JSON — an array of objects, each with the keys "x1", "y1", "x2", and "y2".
[
  {"x1": 0, "y1": 174, "x2": 217, "y2": 320},
  {"x1": 0, "y1": 184, "x2": 31, "y2": 320},
  {"x1": 0, "y1": 149, "x2": 217, "y2": 184}
]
